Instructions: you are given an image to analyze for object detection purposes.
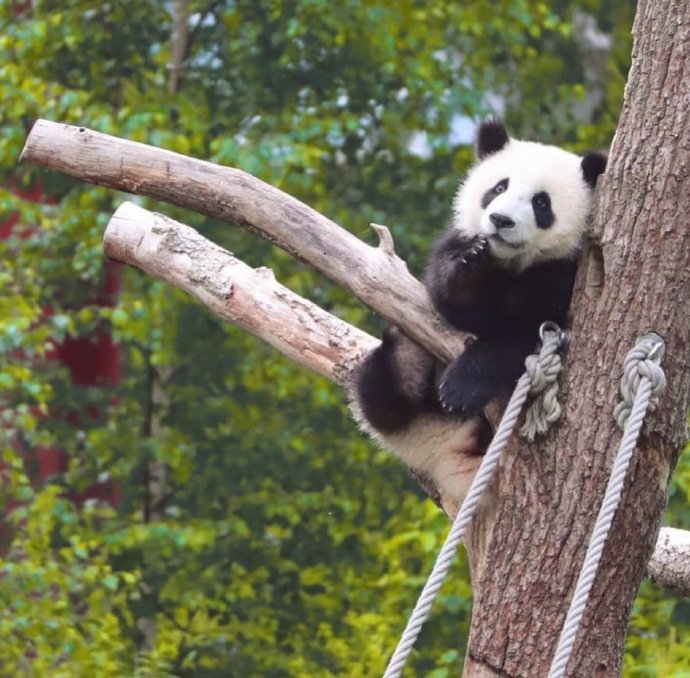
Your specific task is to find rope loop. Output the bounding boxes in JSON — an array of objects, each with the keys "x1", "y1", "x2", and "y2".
[{"x1": 613, "y1": 333, "x2": 666, "y2": 430}]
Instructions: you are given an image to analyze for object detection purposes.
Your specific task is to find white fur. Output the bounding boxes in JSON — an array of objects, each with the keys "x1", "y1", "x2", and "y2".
[
  {"x1": 452, "y1": 139, "x2": 593, "y2": 272},
  {"x1": 349, "y1": 396, "x2": 482, "y2": 505}
]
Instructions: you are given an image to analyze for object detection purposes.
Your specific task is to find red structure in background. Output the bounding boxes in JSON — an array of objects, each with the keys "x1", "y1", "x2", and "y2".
[
  {"x1": 1, "y1": 2, "x2": 123, "y2": 550},
  {"x1": 2, "y1": 178, "x2": 123, "y2": 521}
]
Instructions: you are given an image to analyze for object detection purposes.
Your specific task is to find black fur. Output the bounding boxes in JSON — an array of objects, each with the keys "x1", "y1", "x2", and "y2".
[
  {"x1": 425, "y1": 231, "x2": 575, "y2": 336},
  {"x1": 355, "y1": 231, "x2": 577, "y2": 423},
  {"x1": 354, "y1": 327, "x2": 439, "y2": 433},
  {"x1": 581, "y1": 151, "x2": 607, "y2": 189},
  {"x1": 476, "y1": 119, "x2": 509, "y2": 159},
  {"x1": 438, "y1": 336, "x2": 538, "y2": 415},
  {"x1": 425, "y1": 231, "x2": 576, "y2": 413}
]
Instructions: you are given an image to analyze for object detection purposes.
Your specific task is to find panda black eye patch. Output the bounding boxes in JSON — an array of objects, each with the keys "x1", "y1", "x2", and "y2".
[
  {"x1": 532, "y1": 191, "x2": 554, "y2": 229},
  {"x1": 481, "y1": 178, "x2": 509, "y2": 209}
]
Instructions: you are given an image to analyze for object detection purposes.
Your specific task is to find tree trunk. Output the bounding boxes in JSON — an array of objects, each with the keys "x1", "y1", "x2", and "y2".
[
  {"x1": 464, "y1": 1, "x2": 690, "y2": 675},
  {"x1": 168, "y1": 0, "x2": 189, "y2": 94}
]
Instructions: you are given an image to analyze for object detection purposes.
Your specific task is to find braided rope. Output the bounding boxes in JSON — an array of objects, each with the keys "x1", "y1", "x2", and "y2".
[
  {"x1": 382, "y1": 326, "x2": 564, "y2": 678},
  {"x1": 548, "y1": 334, "x2": 666, "y2": 678}
]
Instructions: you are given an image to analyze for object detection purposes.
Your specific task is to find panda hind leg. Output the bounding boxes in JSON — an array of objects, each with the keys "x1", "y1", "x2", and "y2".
[{"x1": 353, "y1": 326, "x2": 437, "y2": 434}]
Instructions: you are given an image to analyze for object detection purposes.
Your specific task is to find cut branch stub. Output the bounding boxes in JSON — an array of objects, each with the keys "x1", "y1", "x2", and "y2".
[
  {"x1": 370, "y1": 222, "x2": 399, "y2": 260},
  {"x1": 647, "y1": 527, "x2": 690, "y2": 597}
]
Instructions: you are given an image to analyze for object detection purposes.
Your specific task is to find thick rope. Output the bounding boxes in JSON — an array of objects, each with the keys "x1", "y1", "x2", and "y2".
[
  {"x1": 520, "y1": 322, "x2": 566, "y2": 441},
  {"x1": 548, "y1": 334, "x2": 666, "y2": 678},
  {"x1": 520, "y1": 326, "x2": 565, "y2": 440},
  {"x1": 382, "y1": 326, "x2": 564, "y2": 678}
]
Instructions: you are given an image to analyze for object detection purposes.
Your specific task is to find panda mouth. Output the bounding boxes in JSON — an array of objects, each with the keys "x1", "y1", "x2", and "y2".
[{"x1": 490, "y1": 233, "x2": 522, "y2": 250}]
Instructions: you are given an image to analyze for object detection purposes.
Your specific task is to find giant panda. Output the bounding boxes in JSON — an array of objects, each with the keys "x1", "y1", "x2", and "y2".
[{"x1": 351, "y1": 119, "x2": 607, "y2": 507}]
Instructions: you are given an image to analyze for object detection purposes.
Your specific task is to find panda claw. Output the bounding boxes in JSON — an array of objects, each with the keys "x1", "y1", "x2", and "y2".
[
  {"x1": 439, "y1": 382, "x2": 463, "y2": 414},
  {"x1": 454, "y1": 237, "x2": 490, "y2": 267},
  {"x1": 438, "y1": 381, "x2": 451, "y2": 412},
  {"x1": 475, "y1": 239, "x2": 488, "y2": 253}
]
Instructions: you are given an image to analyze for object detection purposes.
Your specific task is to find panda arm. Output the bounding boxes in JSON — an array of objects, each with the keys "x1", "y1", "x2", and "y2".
[
  {"x1": 436, "y1": 259, "x2": 578, "y2": 415},
  {"x1": 438, "y1": 336, "x2": 536, "y2": 415},
  {"x1": 424, "y1": 228, "x2": 513, "y2": 335}
]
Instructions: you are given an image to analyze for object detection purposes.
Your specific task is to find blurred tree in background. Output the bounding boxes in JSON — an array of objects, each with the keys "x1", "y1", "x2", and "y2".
[{"x1": 1, "y1": 0, "x2": 688, "y2": 675}]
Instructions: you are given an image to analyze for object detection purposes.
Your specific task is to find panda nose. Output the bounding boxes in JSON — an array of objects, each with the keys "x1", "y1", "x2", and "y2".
[{"x1": 489, "y1": 213, "x2": 515, "y2": 230}]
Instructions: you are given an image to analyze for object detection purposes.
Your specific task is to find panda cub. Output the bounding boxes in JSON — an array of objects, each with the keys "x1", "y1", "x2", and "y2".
[{"x1": 352, "y1": 119, "x2": 606, "y2": 506}]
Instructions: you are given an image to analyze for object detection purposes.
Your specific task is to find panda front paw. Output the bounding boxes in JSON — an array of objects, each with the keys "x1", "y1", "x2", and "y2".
[
  {"x1": 425, "y1": 232, "x2": 493, "y2": 315},
  {"x1": 438, "y1": 356, "x2": 493, "y2": 417},
  {"x1": 450, "y1": 235, "x2": 490, "y2": 268},
  {"x1": 438, "y1": 377, "x2": 485, "y2": 417}
]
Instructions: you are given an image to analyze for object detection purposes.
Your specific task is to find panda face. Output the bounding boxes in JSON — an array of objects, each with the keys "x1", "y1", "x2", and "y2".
[{"x1": 452, "y1": 138, "x2": 598, "y2": 271}]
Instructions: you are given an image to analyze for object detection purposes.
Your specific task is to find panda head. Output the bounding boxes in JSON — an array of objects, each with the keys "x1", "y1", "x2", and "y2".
[{"x1": 452, "y1": 119, "x2": 607, "y2": 271}]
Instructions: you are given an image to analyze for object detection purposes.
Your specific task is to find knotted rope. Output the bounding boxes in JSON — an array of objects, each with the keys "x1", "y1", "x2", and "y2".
[
  {"x1": 383, "y1": 324, "x2": 565, "y2": 678},
  {"x1": 548, "y1": 333, "x2": 666, "y2": 678},
  {"x1": 521, "y1": 321, "x2": 567, "y2": 441}
]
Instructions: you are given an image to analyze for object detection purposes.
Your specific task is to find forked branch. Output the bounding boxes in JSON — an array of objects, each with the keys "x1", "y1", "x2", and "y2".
[{"x1": 21, "y1": 119, "x2": 466, "y2": 364}]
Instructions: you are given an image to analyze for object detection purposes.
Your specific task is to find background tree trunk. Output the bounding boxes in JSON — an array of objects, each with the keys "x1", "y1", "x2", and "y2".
[{"x1": 464, "y1": 1, "x2": 690, "y2": 675}]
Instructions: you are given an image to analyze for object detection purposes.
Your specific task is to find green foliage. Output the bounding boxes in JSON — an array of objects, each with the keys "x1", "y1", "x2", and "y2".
[
  {"x1": 1, "y1": 0, "x2": 687, "y2": 675},
  {"x1": 0, "y1": 483, "x2": 137, "y2": 675}
]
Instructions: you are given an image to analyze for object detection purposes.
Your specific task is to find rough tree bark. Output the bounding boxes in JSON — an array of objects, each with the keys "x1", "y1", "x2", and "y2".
[
  {"x1": 464, "y1": 2, "x2": 690, "y2": 675},
  {"x1": 19, "y1": 0, "x2": 690, "y2": 673}
]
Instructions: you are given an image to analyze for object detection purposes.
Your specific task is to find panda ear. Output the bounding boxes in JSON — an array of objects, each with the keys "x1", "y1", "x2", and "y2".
[
  {"x1": 581, "y1": 151, "x2": 607, "y2": 189},
  {"x1": 475, "y1": 119, "x2": 509, "y2": 159}
]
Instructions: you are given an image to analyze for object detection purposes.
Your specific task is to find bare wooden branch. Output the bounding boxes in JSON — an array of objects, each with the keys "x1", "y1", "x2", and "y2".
[
  {"x1": 21, "y1": 120, "x2": 466, "y2": 365},
  {"x1": 648, "y1": 527, "x2": 690, "y2": 597},
  {"x1": 105, "y1": 202, "x2": 376, "y2": 386}
]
